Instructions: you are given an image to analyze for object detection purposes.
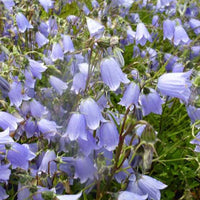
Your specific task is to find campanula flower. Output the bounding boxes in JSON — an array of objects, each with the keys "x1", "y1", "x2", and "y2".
[
  {"x1": 157, "y1": 70, "x2": 192, "y2": 103},
  {"x1": 119, "y1": 82, "x2": 140, "y2": 108},
  {"x1": 64, "y1": 113, "x2": 88, "y2": 141},
  {"x1": 189, "y1": 18, "x2": 200, "y2": 35},
  {"x1": 63, "y1": 35, "x2": 75, "y2": 53},
  {"x1": 0, "y1": 164, "x2": 11, "y2": 181},
  {"x1": 39, "y1": 0, "x2": 54, "y2": 13},
  {"x1": 163, "y1": 19, "x2": 175, "y2": 41},
  {"x1": 0, "y1": 128, "x2": 14, "y2": 144},
  {"x1": 57, "y1": 192, "x2": 82, "y2": 200},
  {"x1": 49, "y1": 75, "x2": 68, "y2": 95},
  {"x1": 99, "y1": 121, "x2": 119, "y2": 151},
  {"x1": 118, "y1": 191, "x2": 147, "y2": 200},
  {"x1": 1, "y1": 0, "x2": 15, "y2": 10},
  {"x1": 29, "y1": 59, "x2": 47, "y2": 79},
  {"x1": 127, "y1": 174, "x2": 167, "y2": 200},
  {"x1": 0, "y1": 186, "x2": 8, "y2": 200},
  {"x1": 186, "y1": 105, "x2": 200, "y2": 123},
  {"x1": 100, "y1": 57, "x2": 129, "y2": 91},
  {"x1": 16, "y1": 13, "x2": 33, "y2": 33},
  {"x1": 190, "y1": 132, "x2": 200, "y2": 152},
  {"x1": 80, "y1": 98, "x2": 105, "y2": 130},
  {"x1": 71, "y1": 73, "x2": 87, "y2": 94},
  {"x1": 30, "y1": 99, "x2": 46, "y2": 118},
  {"x1": 0, "y1": 76, "x2": 10, "y2": 95},
  {"x1": 51, "y1": 43, "x2": 64, "y2": 61},
  {"x1": 135, "y1": 23, "x2": 152, "y2": 46},
  {"x1": 86, "y1": 17, "x2": 104, "y2": 39},
  {"x1": 36, "y1": 31, "x2": 49, "y2": 48},
  {"x1": 140, "y1": 89, "x2": 163, "y2": 116},
  {"x1": 174, "y1": 25, "x2": 190, "y2": 46}
]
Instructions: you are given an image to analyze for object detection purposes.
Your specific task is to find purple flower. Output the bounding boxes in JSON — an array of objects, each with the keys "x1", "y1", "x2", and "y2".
[
  {"x1": 0, "y1": 164, "x2": 11, "y2": 181},
  {"x1": 49, "y1": 76, "x2": 68, "y2": 95},
  {"x1": 0, "y1": 128, "x2": 14, "y2": 144},
  {"x1": 30, "y1": 99, "x2": 46, "y2": 118},
  {"x1": 190, "y1": 132, "x2": 200, "y2": 152},
  {"x1": 189, "y1": 18, "x2": 200, "y2": 35},
  {"x1": 99, "y1": 121, "x2": 119, "y2": 151},
  {"x1": 163, "y1": 19, "x2": 175, "y2": 41},
  {"x1": 140, "y1": 89, "x2": 163, "y2": 116},
  {"x1": 127, "y1": 174, "x2": 167, "y2": 200},
  {"x1": 0, "y1": 186, "x2": 9, "y2": 200},
  {"x1": 29, "y1": 59, "x2": 47, "y2": 79},
  {"x1": 63, "y1": 35, "x2": 75, "y2": 53},
  {"x1": 86, "y1": 17, "x2": 104, "y2": 39},
  {"x1": 16, "y1": 13, "x2": 33, "y2": 33},
  {"x1": 119, "y1": 82, "x2": 140, "y2": 108},
  {"x1": 51, "y1": 43, "x2": 64, "y2": 61},
  {"x1": 118, "y1": 191, "x2": 147, "y2": 200},
  {"x1": 135, "y1": 23, "x2": 152, "y2": 46},
  {"x1": 157, "y1": 71, "x2": 192, "y2": 103},
  {"x1": 71, "y1": 73, "x2": 87, "y2": 94},
  {"x1": 0, "y1": 112, "x2": 23, "y2": 132},
  {"x1": 0, "y1": 76, "x2": 10, "y2": 94},
  {"x1": 80, "y1": 98, "x2": 105, "y2": 130},
  {"x1": 173, "y1": 25, "x2": 190, "y2": 46},
  {"x1": 1, "y1": 0, "x2": 15, "y2": 10},
  {"x1": 36, "y1": 31, "x2": 49, "y2": 48},
  {"x1": 39, "y1": 0, "x2": 54, "y2": 12},
  {"x1": 100, "y1": 57, "x2": 129, "y2": 91},
  {"x1": 152, "y1": 15, "x2": 159, "y2": 27},
  {"x1": 57, "y1": 192, "x2": 82, "y2": 200},
  {"x1": 64, "y1": 113, "x2": 87, "y2": 141},
  {"x1": 38, "y1": 119, "x2": 58, "y2": 137},
  {"x1": 186, "y1": 105, "x2": 200, "y2": 123},
  {"x1": 7, "y1": 143, "x2": 35, "y2": 170}
]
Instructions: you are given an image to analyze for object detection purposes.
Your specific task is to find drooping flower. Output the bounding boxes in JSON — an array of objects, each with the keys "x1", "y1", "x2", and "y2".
[
  {"x1": 189, "y1": 18, "x2": 200, "y2": 35},
  {"x1": 63, "y1": 113, "x2": 87, "y2": 141},
  {"x1": 190, "y1": 132, "x2": 200, "y2": 152},
  {"x1": 0, "y1": 164, "x2": 11, "y2": 181},
  {"x1": 49, "y1": 76, "x2": 68, "y2": 95},
  {"x1": 36, "y1": 31, "x2": 49, "y2": 48},
  {"x1": 0, "y1": 128, "x2": 14, "y2": 144},
  {"x1": 57, "y1": 192, "x2": 82, "y2": 200},
  {"x1": 71, "y1": 73, "x2": 87, "y2": 94},
  {"x1": 63, "y1": 35, "x2": 74, "y2": 53},
  {"x1": 163, "y1": 19, "x2": 175, "y2": 41},
  {"x1": 157, "y1": 70, "x2": 192, "y2": 103},
  {"x1": 99, "y1": 121, "x2": 119, "y2": 151},
  {"x1": 51, "y1": 42, "x2": 64, "y2": 61},
  {"x1": 0, "y1": 186, "x2": 9, "y2": 200},
  {"x1": 0, "y1": 112, "x2": 23, "y2": 132},
  {"x1": 16, "y1": 13, "x2": 33, "y2": 33},
  {"x1": 135, "y1": 23, "x2": 152, "y2": 46},
  {"x1": 127, "y1": 174, "x2": 167, "y2": 200},
  {"x1": 29, "y1": 59, "x2": 47, "y2": 79},
  {"x1": 119, "y1": 82, "x2": 140, "y2": 108},
  {"x1": 1, "y1": 0, "x2": 15, "y2": 10},
  {"x1": 30, "y1": 99, "x2": 46, "y2": 118},
  {"x1": 186, "y1": 105, "x2": 200, "y2": 123},
  {"x1": 173, "y1": 25, "x2": 190, "y2": 46},
  {"x1": 0, "y1": 76, "x2": 10, "y2": 95},
  {"x1": 39, "y1": 0, "x2": 54, "y2": 13},
  {"x1": 118, "y1": 191, "x2": 147, "y2": 200},
  {"x1": 140, "y1": 89, "x2": 163, "y2": 116},
  {"x1": 86, "y1": 17, "x2": 104, "y2": 39},
  {"x1": 100, "y1": 57, "x2": 129, "y2": 91},
  {"x1": 80, "y1": 98, "x2": 105, "y2": 130}
]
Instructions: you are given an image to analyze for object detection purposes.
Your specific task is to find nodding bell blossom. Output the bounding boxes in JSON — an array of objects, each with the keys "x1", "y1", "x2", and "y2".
[
  {"x1": 80, "y1": 98, "x2": 105, "y2": 130},
  {"x1": 157, "y1": 70, "x2": 192, "y2": 103},
  {"x1": 36, "y1": 31, "x2": 49, "y2": 48},
  {"x1": 127, "y1": 174, "x2": 167, "y2": 200},
  {"x1": 29, "y1": 59, "x2": 47, "y2": 79},
  {"x1": 189, "y1": 18, "x2": 200, "y2": 35},
  {"x1": 135, "y1": 23, "x2": 152, "y2": 46},
  {"x1": 100, "y1": 57, "x2": 129, "y2": 91},
  {"x1": 118, "y1": 191, "x2": 147, "y2": 200},
  {"x1": 16, "y1": 13, "x2": 33, "y2": 33},
  {"x1": 39, "y1": 0, "x2": 54, "y2": 13},
  {"x1": 86, "y1": 17, "x2": 104, "y2": 39},
  {"x1": 119, "y1": 82, "x2": 140, "y2": 108},
  {"x1": 163, "y1": 19, "x2": 175, "y2": 41},
  {"x1": 49, "y1": 76, "x2": 68, "y2": 95},
  {"x1": 57, "y1": 192, "x2": 82, "y2": 200},
  {"x1": 63, "y1": 113, "x2": 88, "y2": 141},
  {"x1": 173, "y1": 25, "x2": 190, "y2": 46},
  {"x1": 186, "y1": 105, "x2": 200, "y2": 123},
  {"x1": 140, "y1": 89, "x2": 163, "y2": 116},
  {"x1": 51, "y1": 42, "x2": 64, "y2": 61},
  {"x1": 190, "y1": 132, "x2": 200, "y2": 152},
  {"x1": 63, "y1": 35, "x2": 74, "y2": 53},
  {"x1": 1, "y1": 0, "x2": 15, "y2": 10}
]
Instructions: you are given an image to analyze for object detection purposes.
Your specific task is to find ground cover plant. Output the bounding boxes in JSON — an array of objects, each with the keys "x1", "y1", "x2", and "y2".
[{"x1": 0, "y1": 0, "x2": 200, "y2": 199}]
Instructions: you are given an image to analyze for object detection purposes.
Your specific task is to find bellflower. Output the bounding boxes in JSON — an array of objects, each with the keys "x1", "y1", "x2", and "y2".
[
  {"x1": 189, "y1": 18, "x2": 200, "y2": 35},
  {"x1": 118, "y1": 191, "x2": 147, "y2": 200},
  {"x1": 0, "y1": 128, "x2": 14, "y2": 144},
  {"x1": 16, "y1": 13, "x2": 33, "y2": 33},
  {"x1": 71, "y1": 73, "x2": 87, "y2": 94},
  {"x1": 157, "y1": 70, "x2": 192, "y2": 103},
  {"x1": 39, "y1": 0, "x2": 54, "y2": 13},
  {"x1": 127, "y1": 174, "x2": 167, "y2": 200},
  {"x1": 99, "y1": 121, "x2": 119, "y2": 151},
  {"x1": 63, "y1": 35, "x2": 75, "y2": 53},
  {"x1": 135, "y1": 23, "x2": 152, "y2": 46},
  {"x1": 0, "y1": 186, "x2": 8, "y2": 200},
  {"x1": 38, "y1": 119, "x2": 58, "y2": 137},
  {"x1": 1, "y1": 0, "x2": 15, "y2": 10},
  {"x1": 49, "y1": 76, "x2": 68, "y2": 95},
  {"x1": 0, "y1": 76, "x2": 10, "y2": 95},
  {"x1": 186, "y1": 105, "x2": 200, "y2": 123},
  {"x1": 30, "y1": 99, "x2": 46, "y2": 118},
  {"x1": 29, "y1": 59, "x2": 47, "y2": 79},
  {"x1": 57, "y1": 192, "x2": 82, "y2": 200},
  {"x1": 173, "y1": 25, "x2": 190, "y2": 46},
  {"x1": 80, "y1": 98, "x2": 105, "y2": 130},
  {"x1": 100, "y1": 57, "x2": 129, "y2": 91},
  {"x1": 86, "y1": 17, "x2": 104, "y2": 39},
  {"x1": 51, "y1": 43, "x2": 64, "y2": 61},
  {"x1": 0, "y1": 164, "x2": 11, "y2": 181},
  {"x1": 64, "y1": 113, "x2": 87, "y2": 141},
  {"x1": 163, "y1": 19, "x2": 175, "y2": 41},
  {"x1": 36, "y1": 31, "x2": 49, "y2": 48},
  {"x1": 190, "y1": 132, "x2": 200, "y2": 152},
  {"x1": 119, "y1": 82, "x2": 140, "y2": 108},
  {"x1": 0, "y1": 112, "x2": 23, "y2": 132},
  {"x1": 140, "y1": 89, "x2": 163, "y2": 116}
]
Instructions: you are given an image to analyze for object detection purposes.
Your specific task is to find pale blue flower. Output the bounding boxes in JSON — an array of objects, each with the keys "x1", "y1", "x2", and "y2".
[
  {"x1": 189, "y1": 18, "x2": 200, "y2": 35},
  {"x1": 57, "y1": 192, "x2": 82, "y2": 200},
  {"x1": 63, "y1": 35, "x2": 74, "y2": 53},
  {"x1": 16, "y1": 13, "x2": 33, "y2": 33},
  {"x1": 174, "y1": 25, "x2": 190, "y2": 46},
  {"x1": 36, "y1": 31, "x2": 49, "y2": 48},
  {"x1": 51, "y1": 43, "x2": 64, "y2": 61},
  {"x1": 118, "y1": 191, "x2": 147, "y2": 200},
  {"x1": 163, "y1": 19, "x2": 175, "y2": 41},
  {"x1": 39, "y1": 0, "x2": 54, "y2": 12}
]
